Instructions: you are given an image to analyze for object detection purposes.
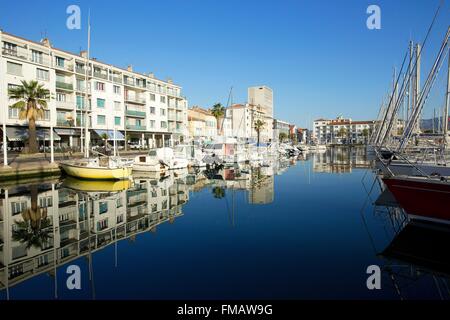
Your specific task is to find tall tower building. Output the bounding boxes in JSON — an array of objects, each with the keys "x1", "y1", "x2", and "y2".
[{"x1": 248, "y1": 86, "x2": 273, "y2": 118}]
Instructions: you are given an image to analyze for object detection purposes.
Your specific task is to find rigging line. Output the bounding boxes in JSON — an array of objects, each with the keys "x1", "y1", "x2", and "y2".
[{"x1": 379, "y1": 2, "x2": 443, "y2": 146}]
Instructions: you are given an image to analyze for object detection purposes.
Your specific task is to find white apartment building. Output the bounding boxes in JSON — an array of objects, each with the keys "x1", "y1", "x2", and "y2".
[
  {"x1": 313, "y1": 116, "x2": 375, "y2": 145},
  {"x1": 223, "y1": 103, "x2": 272, "y2": 143},
  {"x1": 0, "y1": 30, "x2": 188, "y2": 150}
]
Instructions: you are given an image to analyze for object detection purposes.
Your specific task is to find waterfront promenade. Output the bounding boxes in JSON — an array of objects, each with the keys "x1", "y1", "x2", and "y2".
[{"x1": 0, "y1": 150, "x2": 145, "y2": 182}]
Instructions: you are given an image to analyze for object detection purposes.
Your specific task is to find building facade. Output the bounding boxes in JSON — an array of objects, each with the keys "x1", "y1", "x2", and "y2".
[
  {"x1": 248, "y1": 86, "x2": 274, "y2": 143},
  {"x1": 273, "y1": 119, "x2": 291, "y2": 142},
  {"x1": 187, "y1": 107, "x2": 217, "y2": 141},
  {"x1": 313, "y1": 116, "x2": 375, "y2": 145},
  {"x1": 0, "y1": 30, "x2": 188, "y2": 150}
]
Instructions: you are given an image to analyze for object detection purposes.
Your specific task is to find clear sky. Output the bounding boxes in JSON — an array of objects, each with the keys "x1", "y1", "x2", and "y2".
[{"x1": 0, "y1": 0, "x2": 448, "y2": 128}]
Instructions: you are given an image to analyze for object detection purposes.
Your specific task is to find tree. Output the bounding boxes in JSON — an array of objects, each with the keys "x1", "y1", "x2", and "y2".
[
  {"x1": 212, "y1": 186, "x2": 226, "y2": 199},
  {"x1": 210, "y1": 103, "x2": 226, "y2": 135},
  {"x1": 279, "y1": 132, "x2": 288, "y2": 142},
  {"x1": 12, "y1": 185, "x2": 52, "y2": 249},
  {"x1": 254, "y1": 120, "x2": 265, "y2": 147},
  {"x1": 362, "y1": 128, "x2": 369, "y2": 144},
  {"x1": 337, "y1": 127, "x2": 347, "y2": 144},
  {"x1": 8, "y1": 80, "x2": 50, "y2": 153}
]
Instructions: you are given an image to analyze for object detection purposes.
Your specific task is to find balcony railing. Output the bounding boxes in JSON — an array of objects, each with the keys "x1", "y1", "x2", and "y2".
[
  {"x1": 56, "y1": 81, "x2": 74, "y2": 91},
  {"x1": 56, "y1": 119, "x2": 74, "y2": 127},
  {"x1": 126, "y1": 109, "x2": 146, "y2": 118},
  {"x1": 126, "y1": 124, "x2": 147, "y2": 131},
  {"x1": 2, "y1": 47, "x2": 28, "y2": 61},
  {"x1": 56, "y1": 100, "x2": 75, "y2": 110},
  {"x1": 125, "y1": 96, "x2": 146, "y2": 104},
  {"x1": 2, "y1": 47, "x2": 51, "y2": 66},
  {"x1": 55, "y1": 63, "x2": 74, "y2": 72},
  {"x1": 93, "y1": 71, "x2": 108, "y2": 80},
  {"x1": 111, "y1": 75, "x2": 122, "y2": 83}
]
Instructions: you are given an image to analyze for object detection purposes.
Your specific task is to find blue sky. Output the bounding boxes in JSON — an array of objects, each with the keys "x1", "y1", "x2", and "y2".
[{"x1": 0, "y1": 0, "x2": 448, "y2": 128}]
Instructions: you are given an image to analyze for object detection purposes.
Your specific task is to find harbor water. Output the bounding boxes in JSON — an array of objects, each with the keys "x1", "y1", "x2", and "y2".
[{"x1": 0, "y1": 147, "x2": 448, "y2": 300}]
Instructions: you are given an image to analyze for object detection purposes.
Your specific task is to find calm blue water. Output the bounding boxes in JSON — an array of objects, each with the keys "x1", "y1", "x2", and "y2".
[{"x1": 0, "y1": 147, "x2": 448, "y2": 300}]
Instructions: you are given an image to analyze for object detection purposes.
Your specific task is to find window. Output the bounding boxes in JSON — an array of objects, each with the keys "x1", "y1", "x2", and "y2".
[
  {"x1": 114, "y1": 101, "x2": 121, "y2": 110},
  {"x1": 97, "y1": 115, "x2": 106, "y2": 125},
  {"x1": 95, "y1": 81, "x2": 105, "y2": 91},
  {"x1": 97, "y1": 98, "x2": 105, "y2": 108},
  {"x1": 56, "y1": 56, "x2": 65, "y2": 67},
  {"x1": 39, "y1": 196, "x2": 53, "y2": 208},
  {"x1": 115, "y1": 117, "x2": 121, "y2": 126},
  {"x1": 3, "y1": 41, "x2": 17, "y2": 55},
  {"x1": 9, "y1": 107, "x2": 19, "y2": 119},
  {"x1": 116, "y1": 197, "x2": 123, "y2": 208},
  {"x1": 149, "y1": 107, "x2": 155, "y2": 114},
  {"x1": 150, "y1": 94, "x2": 155, "y2": 101},
  {"x1": 56, "y1": 93, "x2": 66, "y2": 102},
  {"x1": 7, "y1": 61, "x2": 22, "y2": 76},
  {"x1": 43, "y1": 110, "x2": 50, "y2": 121},
  {"x1": 149, "y1": 120, "x2": 155, "y2": 128},
  {"x1": 160, "y1": 96, "x2": 166, "y2": 103},
  {"x1": 113, "y1": 85, "x2": 121, "y2": 94},
  {"x1": 160, "y1": 108, "x2": 166, "y2": 116},
  {"x1": 35, "y1": 68, "x2": 49, "y2": 81},
  {"x1": 11, "y1": 201, "x2": 27, "y2": 215},
  {"x1": 136, "y1": 119, "x2": 142, "y2": 127},
  {"x1": 99, "y1": 201, "x2": 108, "y2": 214},
  {"x1": 97, "y1": 219, "x2": 108, "y2": 231},
  {"x1": 31, "y1": 50, "x2": 43, "y2": 64},
  {"x1": 117, "y1": 215, "x2": 124, "y2": 224},
  {"x1": 161, "y1": 121, "x2": 167, "y2": 129}
]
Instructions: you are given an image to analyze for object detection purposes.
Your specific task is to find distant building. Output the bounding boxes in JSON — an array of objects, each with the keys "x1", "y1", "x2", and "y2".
[
  {"x1": 273, "y1": 119, "x2": 291, "y2": 142},
  {"x1": 187, "y1": 107, "x2": 217, "y2": 141},
  {"x1": 313, "y1": 116, "x2": 375, "y2": 144},
  {"x1": 296, "y1": 128, "x2": 308, "y2": 143},
  {"x1": 248, "y1": 86, "x2": 274, "y2": 143}
]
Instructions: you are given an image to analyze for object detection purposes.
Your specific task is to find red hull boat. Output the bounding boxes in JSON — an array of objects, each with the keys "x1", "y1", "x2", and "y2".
[{"x1": 382, "y1": 176, "x2": 450, "y2": 223}]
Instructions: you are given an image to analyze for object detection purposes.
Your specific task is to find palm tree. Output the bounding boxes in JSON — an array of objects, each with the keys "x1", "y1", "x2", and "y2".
[
  {"x1": 212, "y1": 186, "x2": 226, "y2": 199},
  {"x1": 8, "y1": 80, "x2": 50, "y2": 153},
  {"x1": 361, "y1": 128, "x2": 369, "y2": 144},
  {"x1": 254, "y1": 120, "x2": 265, "y2": 147},
  {"x1": 210, "y1": 103, "x2": 226, "y2": 135},
  {"x1": 12, "y1": 185, "x2": 52, "y2": 249},
  {"x1": 279, "y1": 132, "x2": 288, "y2": 142},
  {"x1": 337, "y1": 127, "x2": 347, "y2": 144}
]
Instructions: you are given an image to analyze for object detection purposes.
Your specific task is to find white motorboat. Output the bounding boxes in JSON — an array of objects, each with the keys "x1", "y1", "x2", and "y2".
[
  {"x1": 202, "y1": 138, "x2": 247, "y2": 164},
  {"x1": 133, "y1": 147, "x2": 189, "y2": 172}
]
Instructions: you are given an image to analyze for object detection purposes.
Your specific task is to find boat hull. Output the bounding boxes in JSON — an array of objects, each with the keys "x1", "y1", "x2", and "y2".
[
  {"x1": 382, "y1": 176, "x2": 450, "y2": 223},
  {"x1": 60, "y1": 163, "x2": 132, "y2": 180},
  {"x1": 376, "y1": 160, "x2": 450, "y2": 177}
]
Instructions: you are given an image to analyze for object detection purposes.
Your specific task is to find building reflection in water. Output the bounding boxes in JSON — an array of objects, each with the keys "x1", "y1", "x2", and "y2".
[
  {"x1": 0, "y1": 161, "x2": 282, "y2": 295},
  {"x1": 312, "y1": 146, "x2": 371, "y2": 173}
]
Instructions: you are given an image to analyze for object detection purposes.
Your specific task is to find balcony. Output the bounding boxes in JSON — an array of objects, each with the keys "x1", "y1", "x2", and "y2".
[
  {"x1": 75, "y1": 66, "x2": 87, "y2": 75},
  {"x1": 168, "y1": 113, "x2": 177, "y2": 121},
  {"x1": 93, "y1": 71, "x2": 108, "y2": 80},
  {"x1": 126, "y1": 109, "x2": 146, "y2": 118},
  {"x1": 56, "y1": 81, "x2": 74, "y2": 91},
  {"x1": 57, "y1": 119, "x2": 75, "y2": 127},
  {"x1": 55, "y1": 62, "x2": 74, "y2": 72},
  {"x1": 2, "y1": 46, "x2": 28, "y2": 61},
  {"x1": 126, "y1": 124, "x2": 147, "y2": 131},
  {"x1": 56, "y1": 100, "x2": 75, "y2": 110},
  {"x1": 110, "y1": 75, "x2": 122, "y2": 83},
  {"x1": 125, "y1": 96, "x2": 146, "y2": 105}
]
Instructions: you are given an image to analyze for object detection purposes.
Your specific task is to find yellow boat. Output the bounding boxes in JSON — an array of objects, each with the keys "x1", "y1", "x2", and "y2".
[
  {"x1": 60, "y1": 157, "x2": 133, "y2": 180},
  {"x1": 62, "y1": 176, "x2": 132, "y2": 192}
]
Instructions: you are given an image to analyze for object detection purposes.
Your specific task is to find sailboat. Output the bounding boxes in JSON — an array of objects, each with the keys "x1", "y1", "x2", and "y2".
[{"x1": 59, "y1": 16, "x2": 133, "y2": 180}]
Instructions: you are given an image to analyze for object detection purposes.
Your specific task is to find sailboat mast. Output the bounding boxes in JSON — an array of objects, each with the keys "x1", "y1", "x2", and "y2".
[
  {"x1": 444, "y1": 49, "x2": 450, "y2": 144},
  {"x1": 84, "y1": 11, "x2": 91, "y2": 158}
]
